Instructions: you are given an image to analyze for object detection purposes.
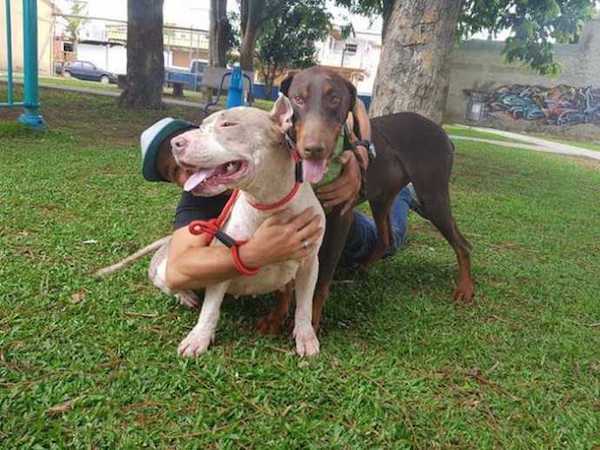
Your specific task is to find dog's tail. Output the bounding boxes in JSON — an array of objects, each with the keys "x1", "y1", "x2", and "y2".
[{"x1": 93, "y1": 236, "x2": 171, "y2": 279}]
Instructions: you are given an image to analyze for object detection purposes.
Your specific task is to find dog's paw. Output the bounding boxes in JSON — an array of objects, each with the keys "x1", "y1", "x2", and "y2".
[
  {"x1": 453, "y1": 279, "x2": 475, "y2": 304},
  {"x1": 256, "y1": 313, "x2": 286, "y2": 336},
  {"x1": 177, "y1": 330, "x2": 214, "y2": 358},
  {"x1": 176, "y1": 291, "x2": 199, "y2": 309},
  {"x1": 293, "y1": 325, "x2": 320, "y2": 357}
]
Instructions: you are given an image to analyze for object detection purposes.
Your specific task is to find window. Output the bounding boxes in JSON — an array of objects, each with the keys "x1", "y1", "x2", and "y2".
[{"x1": 344, "y1": 43, "x2": 358, "y2": 55}]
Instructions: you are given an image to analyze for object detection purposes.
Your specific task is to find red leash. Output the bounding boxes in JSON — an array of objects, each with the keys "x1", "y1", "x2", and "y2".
[
  {"x1": 188, "y1": 189, "x2": 259, "y2": 276},
  {"x1": 186, "y1": 150, "x2": 304, "y2": 276}
]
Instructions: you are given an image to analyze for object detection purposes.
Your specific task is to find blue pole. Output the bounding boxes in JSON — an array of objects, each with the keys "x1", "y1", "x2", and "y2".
[
  {"x1": 226, "y1": 64, "x2": 244, "y2": 108},
  {"x1": 18, "y1": 0, "x2": 46, "y2": 129},
  {"x1": 5, "y1": 0, "x2": 14, "y2": 105}
]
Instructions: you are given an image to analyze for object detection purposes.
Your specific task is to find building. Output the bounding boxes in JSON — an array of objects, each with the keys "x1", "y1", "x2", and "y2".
[
  {"x1": 0, "y1": 0, "x2": 57, "y2": 76},
  {"x1": 63, "y1": 20, "x2": 209, "y2": 75},
  {"x1": 315, "y1": 28, "x2": 380, "y2": 94}
]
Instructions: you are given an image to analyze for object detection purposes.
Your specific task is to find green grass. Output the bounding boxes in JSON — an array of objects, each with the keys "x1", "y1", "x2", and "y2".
[{"x1": 1, "y1": 87, "x2": 599, "y2": 449}]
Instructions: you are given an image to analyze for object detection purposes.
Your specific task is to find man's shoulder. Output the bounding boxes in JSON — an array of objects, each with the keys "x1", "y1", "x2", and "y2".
[{"x1": 174, "y1": 191, "x2": 231, "y2": 230}]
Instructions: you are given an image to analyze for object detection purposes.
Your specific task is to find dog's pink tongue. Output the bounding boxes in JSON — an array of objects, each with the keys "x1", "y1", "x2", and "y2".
[
  {"x1": 303, "y1": 159, "x2": 327, "y2": 184},
  {"x1": 184, "y1": 169, "x2": 213, "y2": 192}
]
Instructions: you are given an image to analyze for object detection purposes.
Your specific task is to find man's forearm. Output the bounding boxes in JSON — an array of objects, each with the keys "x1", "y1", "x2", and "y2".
[
  {"x1": 166, "y1": 244, "x2": 262, "y2": 291},
  {"x1": 354, "y1": 99, "x2": 371, "y2": 141},
  {"x1": 166, "y1": 245, "x2": 238, "y2": 290}
]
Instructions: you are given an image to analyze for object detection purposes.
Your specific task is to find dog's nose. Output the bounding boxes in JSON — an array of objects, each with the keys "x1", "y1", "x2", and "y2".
[
  {"x1": 171, "y1": 135, "x2": 189, "y2": 155},
  {"x1": 304, "y1": 143, "x2": 325, "y2": 158}
]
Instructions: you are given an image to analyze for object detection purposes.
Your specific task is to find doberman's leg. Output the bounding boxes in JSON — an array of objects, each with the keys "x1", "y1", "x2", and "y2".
[
  {"x1": 359, "y1": 193, "x2": 398, "y2": 268},
  {"x1": 313, "y1": 207, "x2": 354, "y2": 332},
  {"x1": 256, "y1": 282, "x2": 293, "y2": 335},
  {"x1": 412, "y1": 182, "x2": 474, "y2": 303}
]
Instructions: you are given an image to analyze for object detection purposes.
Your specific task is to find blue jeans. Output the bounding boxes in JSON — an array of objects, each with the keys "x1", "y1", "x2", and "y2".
[{"x1": 340, "y1": 186, "x2": 414, "y2": 268}]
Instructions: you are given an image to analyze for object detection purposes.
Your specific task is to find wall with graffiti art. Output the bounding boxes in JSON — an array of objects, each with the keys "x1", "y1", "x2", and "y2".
[
  {"x1": 484, "y1": 84, "x2": 600, "y2": 127},
  {"x1": 445, "y1": 16, "x2": 600, "y2": 137}
]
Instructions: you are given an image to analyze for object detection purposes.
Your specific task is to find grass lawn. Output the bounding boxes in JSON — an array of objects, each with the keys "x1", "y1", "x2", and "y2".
[{"x1": 1, "y1": 87, "x2": 599, "y2": 449}]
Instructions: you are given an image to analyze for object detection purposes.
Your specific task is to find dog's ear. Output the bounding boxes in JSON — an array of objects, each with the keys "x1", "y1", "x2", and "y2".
[
  {"x1": 344, "y1": 79, "x2": 357, "y2": 113},
  {"x1": 270, "y1": 93, "x2": 294, "y2": 133},
  {"x1": 279, "y1": 73, "x2": 295, "y2": 97}
]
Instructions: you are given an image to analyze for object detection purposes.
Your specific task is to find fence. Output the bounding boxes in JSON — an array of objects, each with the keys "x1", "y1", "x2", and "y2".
[{"x1": 1, "y1": 0, "x2": 45, "y2": 129}]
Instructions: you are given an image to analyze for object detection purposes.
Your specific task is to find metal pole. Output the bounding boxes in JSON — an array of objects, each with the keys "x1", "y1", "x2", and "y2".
[
  {"x1": 226, "y1": 64, "x2": 244, "y2": 108},
  {"x1": 5, "y1": 0, "x2": 14, "y2": 105},
  {"x1": 18, "y1": 0, "x2": 46, "y2": 129}
]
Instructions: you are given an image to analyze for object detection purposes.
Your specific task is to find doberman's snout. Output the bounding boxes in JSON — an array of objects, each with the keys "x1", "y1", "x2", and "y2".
[
  {"x1": 171, "y1": 135, "x2": 189, "y2": 156},
  {"x1": 303, "y1": 143, "x2": 325, "y2": 158}
]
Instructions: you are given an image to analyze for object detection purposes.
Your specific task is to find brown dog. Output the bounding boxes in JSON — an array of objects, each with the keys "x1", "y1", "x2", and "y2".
[{"x1": 279, "y1": 66, "x2": 474, "y2": 330}]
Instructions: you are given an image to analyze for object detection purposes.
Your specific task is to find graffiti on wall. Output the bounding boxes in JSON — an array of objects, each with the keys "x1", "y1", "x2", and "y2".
[{"x1": 483, "y1": 84, "x2": 600, "y2": 127}]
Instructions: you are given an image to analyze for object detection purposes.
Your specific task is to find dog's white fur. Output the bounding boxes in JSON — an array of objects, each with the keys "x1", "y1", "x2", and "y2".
[{"x1": 154, "y1": 97, "x2": 325, "y2": 357}]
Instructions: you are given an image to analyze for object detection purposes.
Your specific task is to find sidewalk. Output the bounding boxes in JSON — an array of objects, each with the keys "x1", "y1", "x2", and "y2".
[
  {"x1": 5, "y1": 79, "x2": 210, "y2": 110},
  {"x1": 449, "y1": 125, "x2": 600, "y2": 161}
]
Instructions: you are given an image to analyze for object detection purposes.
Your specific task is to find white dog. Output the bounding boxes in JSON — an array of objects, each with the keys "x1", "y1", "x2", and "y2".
[{"x1": 151, "y1": 96, "x2": 325, "y2": 358}]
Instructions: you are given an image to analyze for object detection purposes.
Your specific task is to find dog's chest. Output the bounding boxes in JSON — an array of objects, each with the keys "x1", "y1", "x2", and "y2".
[{"x1": 215, "y1": 187, "x2": 321, "y2": 296}]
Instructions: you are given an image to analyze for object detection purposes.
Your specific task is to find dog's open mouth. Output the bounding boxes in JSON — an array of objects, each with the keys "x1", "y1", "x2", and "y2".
[
  {"x1": 303, "y1": 159, "x2": 328, "y2": 184},
  {"x1": 183, "y1": 160, "x2": 248, "y2": 194}
]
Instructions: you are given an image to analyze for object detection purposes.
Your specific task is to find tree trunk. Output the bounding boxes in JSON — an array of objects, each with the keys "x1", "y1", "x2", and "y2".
[
  {"x1": 370, "y1": 0, "x2": 463, "y2": 124},
  {"x1": 209, "y1": 0, "x2": 228, "y2": 67},
  {"x1": 239, "y1": 0, "x2": 269, "y2": 71},
  {"x1": 119, "y1": 0, "x2": 164, "y2": 109},
  {"x1": 239, "y1": 25, "x2": 258, "y2": 71}
]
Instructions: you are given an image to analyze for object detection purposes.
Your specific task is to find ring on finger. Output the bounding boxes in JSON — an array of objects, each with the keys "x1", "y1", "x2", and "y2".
[{"x1": 302, "y1": 239, "x2": 309, "y2": 250}]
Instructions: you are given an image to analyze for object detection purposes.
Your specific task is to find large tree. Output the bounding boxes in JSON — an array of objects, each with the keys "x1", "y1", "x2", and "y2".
[
  {"x1": 238, "y1": 0, "x2": 291, "y2": 71},
  {"x1": 255, "y1": 0, "x2": 331, "y2": 92},
  {"x1": 209, "y1": 0, "x2": 232, "y2": 68},
  {"x1": 119, "y1": 0, "x2": 165, "y2": 109},
  {"x1": 337, "y1": 0, "x2": 597, "y2": 123}
]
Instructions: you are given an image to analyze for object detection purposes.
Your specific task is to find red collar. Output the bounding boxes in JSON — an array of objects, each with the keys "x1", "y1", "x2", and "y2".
[{"x1": 248, "y1": 149, "x2": 303, "y2": 211}]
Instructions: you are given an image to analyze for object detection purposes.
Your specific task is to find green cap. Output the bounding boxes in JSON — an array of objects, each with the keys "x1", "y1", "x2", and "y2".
[{"x1": 140, "y1": 117, "x2": 197, "y2": 182}]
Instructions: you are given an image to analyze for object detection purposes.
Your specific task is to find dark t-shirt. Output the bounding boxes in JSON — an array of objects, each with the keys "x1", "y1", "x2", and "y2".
[{"x1": 173, "y1": 191, "x2": 231, "y2": 230}]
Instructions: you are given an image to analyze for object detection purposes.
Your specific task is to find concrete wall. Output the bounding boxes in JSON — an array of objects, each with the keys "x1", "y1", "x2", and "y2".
[
  {"x1": 0, "y1": 0, "x2": 55, "y2": 76},
  {"x1": 446, "y1": 17, "x2": 600, "y2": 137}
]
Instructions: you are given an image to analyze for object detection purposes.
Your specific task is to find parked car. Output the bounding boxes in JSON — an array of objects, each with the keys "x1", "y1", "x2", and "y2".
[
  {"x1": 63, "y1": 60, "x2": 117, "y2": 84},
  {"x1": 164, "y1": 59, "x2": 208, "y2": 91}
]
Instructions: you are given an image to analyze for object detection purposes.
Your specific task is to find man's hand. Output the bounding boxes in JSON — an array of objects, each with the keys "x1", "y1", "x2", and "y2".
[
  {"x1": 354, "y1": 145, "x2": 369, "y2": 171},
  {"x1": 316, "y1": 150, "x2": 362, "y2": 215},
  {"x1": 241, "y1": 207, "x2": 323, "y2": 268}
]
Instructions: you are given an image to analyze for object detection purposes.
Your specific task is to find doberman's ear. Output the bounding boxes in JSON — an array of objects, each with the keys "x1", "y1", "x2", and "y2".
[
  {"x1": 344, "y1": 79, "x2": 357, "y2": 113},
  {"x1": 279, "y1": 73, "x2": 295, "y2": 97},
  {"x1": 270, "y1": 93, "x2": 294, "y2": 133}
]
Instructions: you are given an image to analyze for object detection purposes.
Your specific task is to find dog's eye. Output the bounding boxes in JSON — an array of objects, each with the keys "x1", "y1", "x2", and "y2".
[
  {"x1": 221, "y1": 121, "x2": 238, "y2": 128},
  {"x1": 293, "y1": 96, "x2": 304, "y2": 106}
]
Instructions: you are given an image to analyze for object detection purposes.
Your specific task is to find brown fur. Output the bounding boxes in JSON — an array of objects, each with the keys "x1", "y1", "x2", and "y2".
[{"x1": 278, "y1": 66, "x2": 475, "y2": 331}]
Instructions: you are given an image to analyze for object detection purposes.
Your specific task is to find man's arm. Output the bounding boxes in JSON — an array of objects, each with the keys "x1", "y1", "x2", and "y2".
[
  {"x1": 165, "y1": 208, "x2": 323, "y2": 291},
  {"x1": 351, "y1": 98, "x2": 371, "y2": 170}
]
